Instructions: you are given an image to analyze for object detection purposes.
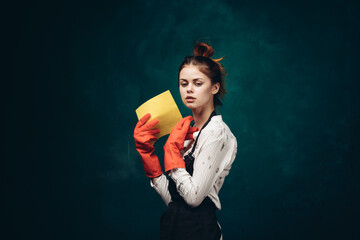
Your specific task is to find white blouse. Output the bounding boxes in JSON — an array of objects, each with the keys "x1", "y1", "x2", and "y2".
[{"x1": 150, "y1": 115, "x2": 237, "y2": 210}]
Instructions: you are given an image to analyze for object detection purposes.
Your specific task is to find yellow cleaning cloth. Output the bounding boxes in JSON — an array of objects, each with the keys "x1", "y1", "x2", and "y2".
[{"x1": 135, "y1": 90, "x2": 183, "y2": 139}]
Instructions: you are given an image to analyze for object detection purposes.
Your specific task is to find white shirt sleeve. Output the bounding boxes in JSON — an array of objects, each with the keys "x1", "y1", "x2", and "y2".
[
  {"x1": 169, "y1": 125, "x2": 232, "y2": 208},
  {"x1": 149, "y1": 174, "x2": 171, "y2": 206}
]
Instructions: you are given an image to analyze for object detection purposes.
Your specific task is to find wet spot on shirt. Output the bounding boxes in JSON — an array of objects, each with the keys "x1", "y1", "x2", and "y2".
[
  {"x1": 208, "y1": 156, "x2": 211, "y2": 160},
  {"x1": 216, "y1": 168, "x2": 219, "y2": 173},
  {"x1": 209, "y1": 165, "x2": 211, "y2": 169},
  {"x1": 203, "y1": 162, "x2": 205, "y2": 165}
]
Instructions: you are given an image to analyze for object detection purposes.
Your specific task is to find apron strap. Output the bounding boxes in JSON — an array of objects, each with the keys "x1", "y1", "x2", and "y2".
[{"x1": 189, "y1": 111, "x2": 216, "y2": 156}]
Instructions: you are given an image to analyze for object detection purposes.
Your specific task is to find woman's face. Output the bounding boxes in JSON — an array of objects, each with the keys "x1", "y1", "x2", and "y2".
[{"x1": 179, "y1": 65, "x2": 219, "y2": 110}]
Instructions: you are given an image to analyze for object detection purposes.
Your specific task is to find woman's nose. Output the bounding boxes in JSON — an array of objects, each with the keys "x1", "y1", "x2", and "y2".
[{"x1": 187, "y1": 83, "x2": 194, "y2": 93}]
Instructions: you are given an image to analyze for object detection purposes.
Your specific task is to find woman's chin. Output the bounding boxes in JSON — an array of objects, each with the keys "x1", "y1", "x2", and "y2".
[
  {"x1": 184, "y1": 103, "x2": 197, "y2": 110},
  {"x1": 182, "y1": 101, "x2": 193, "y2": 108}
]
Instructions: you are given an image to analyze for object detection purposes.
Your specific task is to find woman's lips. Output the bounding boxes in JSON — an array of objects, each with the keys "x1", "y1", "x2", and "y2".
[{"x1": 185, "y1": 96, "x2": 195, "y2": 103}]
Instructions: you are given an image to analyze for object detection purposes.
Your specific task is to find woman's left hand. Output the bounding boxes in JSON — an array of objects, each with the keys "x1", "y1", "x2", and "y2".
[{"x1": 163, "y1": 116, "x2": 198, "y2": 173}]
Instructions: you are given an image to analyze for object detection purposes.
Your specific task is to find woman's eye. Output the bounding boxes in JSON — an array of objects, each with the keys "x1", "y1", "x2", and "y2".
[
  {"x1": 195, "y1": 82, "x2": 203, "y2": 86},
  {"x1": 180, "y1": 82, "x2": 188, "y2": 87}
]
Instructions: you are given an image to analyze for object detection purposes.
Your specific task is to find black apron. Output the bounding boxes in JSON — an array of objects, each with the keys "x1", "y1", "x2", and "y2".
[{"x1": 160, "y1": 111, "x2": 221, "y2": 240}]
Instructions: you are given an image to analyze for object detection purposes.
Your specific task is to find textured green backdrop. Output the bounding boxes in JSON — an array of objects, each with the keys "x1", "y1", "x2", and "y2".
[{"x1": 4, "y1": 0, "x2": 360, "y2": 239}]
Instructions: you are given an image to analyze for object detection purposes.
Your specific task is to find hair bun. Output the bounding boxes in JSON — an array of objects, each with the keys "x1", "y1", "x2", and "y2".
[{"x1": 193, "y1": 42, "x2": 214, "y2": 58}]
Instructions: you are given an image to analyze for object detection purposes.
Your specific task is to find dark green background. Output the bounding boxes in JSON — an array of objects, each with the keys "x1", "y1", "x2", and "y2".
[{"x1": 4, "y1": 0, "x2": 360, "y2": 239}]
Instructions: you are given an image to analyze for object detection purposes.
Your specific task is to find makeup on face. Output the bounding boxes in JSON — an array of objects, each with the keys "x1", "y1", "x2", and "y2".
[{"x1": 179, "y1": 66, "x2": 216, "y2": 110}]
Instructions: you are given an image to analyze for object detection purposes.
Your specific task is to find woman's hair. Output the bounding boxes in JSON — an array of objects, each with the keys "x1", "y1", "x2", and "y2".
[{"x1": 179, "y1": 42, "x2": 227, "y2": 106}]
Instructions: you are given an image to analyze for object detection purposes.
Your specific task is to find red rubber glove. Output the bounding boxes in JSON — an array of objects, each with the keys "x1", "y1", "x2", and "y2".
[
  {"x1": 134, "y1": 113, "x2": 163, "y2": 178},
  {"x1": 164, "y1": 116, "x2": 198, "y2": 173}
]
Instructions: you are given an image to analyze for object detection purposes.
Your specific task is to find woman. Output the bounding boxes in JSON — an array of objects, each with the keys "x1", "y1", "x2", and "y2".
[{"x1": 134, "y1": 42, "x2": 237, "y2": 239}]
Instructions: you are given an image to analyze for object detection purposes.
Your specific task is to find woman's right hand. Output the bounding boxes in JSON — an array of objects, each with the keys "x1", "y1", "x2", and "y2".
[
  {"x1": 134, "y1": 113, "x2": 163, "y2": 178},
  {"x1": 134, "y1": 113, "x2": 160, "y2": 149}
]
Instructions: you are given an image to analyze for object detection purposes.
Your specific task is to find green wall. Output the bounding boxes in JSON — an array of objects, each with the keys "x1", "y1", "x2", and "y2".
[{"x1": 4, "y1": 0, "x2": 360, "y2": 239}]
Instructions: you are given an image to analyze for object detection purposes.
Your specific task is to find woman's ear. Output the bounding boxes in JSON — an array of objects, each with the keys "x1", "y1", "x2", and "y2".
[{"x1": 212, "y1": 83, "x2": 220, "y2": 95}]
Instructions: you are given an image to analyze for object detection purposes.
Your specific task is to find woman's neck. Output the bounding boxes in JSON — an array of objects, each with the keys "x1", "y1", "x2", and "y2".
[{"x1": 192, "y1": 106, "x2": 215, "y2": 130}]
